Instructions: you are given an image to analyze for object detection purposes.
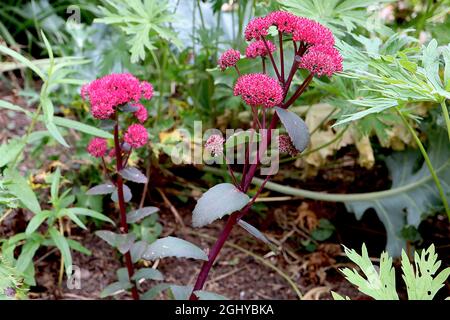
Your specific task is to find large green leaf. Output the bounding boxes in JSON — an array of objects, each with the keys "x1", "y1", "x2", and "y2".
[{"x1": 345, "y1": 129, "x2": 450, "y2": 256}]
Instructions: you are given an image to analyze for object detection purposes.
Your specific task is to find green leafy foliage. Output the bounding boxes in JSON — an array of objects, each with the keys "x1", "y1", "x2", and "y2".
[
  {"x1": 0, "y1": 254, "x2": 28, "y2": 300},
  {"x1": 335, "y1": 37, "x2": 450, "y2": 126},
  {"x1": 345, "y1": 128, "x2": 450, "y2": 256},
  {"x1": 333, "y1": 244, "x2": 450, "y2": 300},
  {"x1": 279, "y1": 0, "x2": 393, "y2": 36},
  {"x1": 94, "y1": 0, "x2": 182, "y2": 63}
]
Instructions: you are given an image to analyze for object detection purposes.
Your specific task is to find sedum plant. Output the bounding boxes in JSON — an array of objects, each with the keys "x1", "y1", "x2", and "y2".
[
  {"x1": 81, "y1": 73, "x2": 210, "y2": 300},
  {"x1": 333, "y1": 244, "x2": 450, "y2": 300},
  {"x1": 188, "y1": 11, "x2": 343, "y2": 299}
]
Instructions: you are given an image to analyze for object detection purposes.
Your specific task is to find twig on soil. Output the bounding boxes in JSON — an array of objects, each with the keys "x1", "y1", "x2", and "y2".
[
  {"x1": 0, "y1": 209, "x2": 13, "y2": 224},
  {"x1": 139, "y1": 160, "x2": 152, "y2": 209},
  {"x1": 156, "y1": 187, "x2": 186, "y2": 229},
  {"x1": 206, "y1": 266, "x2": 248, "y2": 286}
]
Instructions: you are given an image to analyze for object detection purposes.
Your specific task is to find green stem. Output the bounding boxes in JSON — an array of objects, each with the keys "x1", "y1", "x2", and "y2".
[
  {"x1": 440, "y1": 100, "x2": 450, "y2": 142},
  {"x1": 397, "y1": 108, "x2": 450, "y2": 219}
]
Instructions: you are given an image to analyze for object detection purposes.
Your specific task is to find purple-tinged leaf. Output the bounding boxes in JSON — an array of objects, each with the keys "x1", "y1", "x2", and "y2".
[
  {"x1": 238, "y1": 220, "x2": 277, "y2": 251},
  {"x1": 275, "y1": 107, "x2": 310, "y2": 153},
  {"x1": 192, "y1": 183, "x2": 249, "y2": 227},
  {"x1": 86, "y1": 183, "x2": 115, "y2": 195},
  {"x1": 95, "y1": 230, "x2": 136, "y2": 254},
  {"x1": 119, "y1": 167, "x2": 148, "y2": 184},
  {"x1": 111, "y1": 184, "x2": 132, "y2": 203},
  {"x1": 127, "y1": 207, "x2": 159, "y2": 223},
  {"x1": 142, "y1": 236, "x2": 208, "y2": 261}
]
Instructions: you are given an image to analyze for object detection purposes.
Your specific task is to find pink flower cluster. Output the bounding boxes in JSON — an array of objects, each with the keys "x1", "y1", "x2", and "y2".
[
  {"x1": 299, "y1": 45, "x2": 343, "y2": 77},
  {"x1": 83, "y1": 73, "x2": 152, "y2": 158},
  {"x1": 292, "y1": 18, "x2": 335, "y2": 46},
  {"x1": 218, "y1": 49, "x2": 241, "y2": 71},
  {"x1": 132, "y1": 103, "x2": 148, "y2": 123},
  {"x1": 278, "y1": 135, "x2": 298, "y2": 157},
  {"x1": 242, "y1": 11, "x2": 342, "y2": 77},
  {"x1": 267, "y1": 11, "x2": 298, "y2": 34},
  {"x1": 81, "y1": 73, "x2": 153, "y2": 120},
  {"x1": 234, "y1": 73, "x2": 283, "y2": 108},
  {"x1": 245, "y1": 11, "x2": 334, "y2": 46},
  {"x1": 87, "y1": 138, "x2": 108, "y2": 158},
  {"x1": 245, "y1": 40, "x2": 276, "y2": 59},
  {"x1": 244, "y1": 17, "x2": 272, "y2": 41},
  {"x1": 205, "y1": 134, "x2": 225, "y2": 157},
  {"x1": 124, "y1": 124, "x2": 148, "y2": 148}
]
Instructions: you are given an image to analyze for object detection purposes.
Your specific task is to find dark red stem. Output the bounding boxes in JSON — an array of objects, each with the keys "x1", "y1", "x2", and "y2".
[
  {"x1": 262, "y1": 36, "x2": 281, "y2": 81},
  {"x1": 113, "y1": 118, "x2": 139, "y2": 301},
  {"x1": 189, "y1": 44, "x2": 314, "y2": 299},
  {"x1": 279, "y1": 32, "x2": 284, "y2": 83}
]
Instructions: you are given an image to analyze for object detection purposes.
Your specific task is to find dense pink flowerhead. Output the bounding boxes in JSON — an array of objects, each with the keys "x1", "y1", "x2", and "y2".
[
  {"x1": 278, "y1": 134, "x2": 298, "y2": 157},
  {"x1": 267, "y1": 11, "x2": 298, "y2": 34},
  {"x1": 244, "y1": 17, "x2": 272, "y2": 41},
  {"x1": 299, "y1": 45, "x2": 343, "y2": 77},
  {"x1": 218, "y1": 49, "x2": 241, "y2": 71},
  {"x1": 205, "y1": 134, "x2": 225, "y2": 157},
  {"x1": 132, "y1": 103, "x2": 148, "y2": 123},
  {"x1": 87, "y1": 138, "x2": 108, "y2": 158},
  {"x1": 141, "y1": 81, "x2": 154, "y2": 100},
  {"x1": 124, "y1": 124, "x2": 148, "y2": 148},
  {"x1": 81, "y1": 73, "x2": 153, "y2": 119},
  {"x1": 233, "y1": 73, "x2": 283, "y2": 108},
  {"x1": 245, "y1": 40, "x2": 276, "y2": 59},
  {"x1": 293, "y1": 18, "x2": 335, "y2": 46}
]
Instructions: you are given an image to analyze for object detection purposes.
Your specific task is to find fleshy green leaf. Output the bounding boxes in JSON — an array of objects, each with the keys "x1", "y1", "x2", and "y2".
[
  {"x1": 170, "y1": 285, "x2": 193, "y2": 300},
  {"x1": 119, "y1": 167, "x2": 148, "y2": 184},
  {"x1": 141, "y1": 283, "x2": 171, "y2": 300},
  {"x1": 100, "y1": 281, "x2": 132, "y2": 298},
  {"x1": 194, "y1": 290, "x2": 229, "y2": 300},
  {"x1": 238, "y1": 220, "x2": 275, "y2": 250},
  {"x1": 111, "y1": 184, "x2": 132, "y2": 203},
  {"x1": 192, "y1": 183, "x2": 250, "y2": 227},
  {"x1": 127, "y1": 207, "x2": 159, "y2": 223},
  {"x1": 142, "y1": 236, "x2": 208, "y2": 261},
  {"x1": 86, "y1": 183, "x2": 115, "y2": 195},
  {"x1": 132, "y1": 268, "x2": 164, "y2": 282},
  {"x1": 95, "y1": 230, "x2": 136, "y2": 254}
]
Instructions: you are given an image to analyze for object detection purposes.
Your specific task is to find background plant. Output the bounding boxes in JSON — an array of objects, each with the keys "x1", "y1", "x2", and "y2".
[{"x1": 332, "y1": 244, "x2": 450, "y2": 300}]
